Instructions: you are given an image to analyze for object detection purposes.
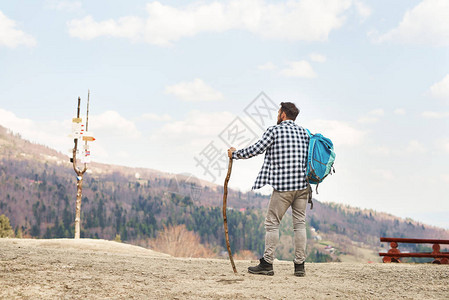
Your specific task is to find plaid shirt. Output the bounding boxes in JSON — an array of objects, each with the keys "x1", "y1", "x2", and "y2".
[{"x1": 232, "y1": 120, "x2": 310, "y2": 191}]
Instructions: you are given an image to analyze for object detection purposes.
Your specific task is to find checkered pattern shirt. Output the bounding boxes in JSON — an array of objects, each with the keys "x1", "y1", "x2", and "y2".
[{"x1": 232, "y1": 120, "x2": 310, "y2": 191}]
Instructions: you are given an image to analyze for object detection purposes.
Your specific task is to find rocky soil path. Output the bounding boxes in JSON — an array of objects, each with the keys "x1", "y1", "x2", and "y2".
[{"x1": 1, "y1": 238, "x2": 448, "y2": 299}]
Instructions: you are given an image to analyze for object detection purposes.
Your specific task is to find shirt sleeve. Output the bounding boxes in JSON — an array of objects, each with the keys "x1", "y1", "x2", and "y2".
[{"x1": 232, "y1": 126, "x2": 275, "y2": 160}]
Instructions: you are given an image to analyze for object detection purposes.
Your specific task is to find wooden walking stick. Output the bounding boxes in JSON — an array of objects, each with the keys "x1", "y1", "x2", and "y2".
[{"x1": 223, "y1": 156, "x2": 237, "y2": 274}]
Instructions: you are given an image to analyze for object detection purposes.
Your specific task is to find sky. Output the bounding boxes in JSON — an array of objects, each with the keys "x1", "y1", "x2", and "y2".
[{"x1": 1, "y1": 0, "x2": 449, "y2": 229}]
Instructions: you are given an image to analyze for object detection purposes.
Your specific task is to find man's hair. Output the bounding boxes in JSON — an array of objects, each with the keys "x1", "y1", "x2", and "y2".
[{"x1": 280, "y1": 102, "x2": 299, "y2": 120}]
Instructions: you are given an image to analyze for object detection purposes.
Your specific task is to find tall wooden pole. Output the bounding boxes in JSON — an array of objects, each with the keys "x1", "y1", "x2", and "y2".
[
  {"x1": 72, "y1": 93, "x2": 89, "y2": 239},
  {"x1": 223, "y1": 157, "x2": 237, "y2": 274},
  {"x1": 74, "y1": 175, "x2": 84, "y2": 239}
]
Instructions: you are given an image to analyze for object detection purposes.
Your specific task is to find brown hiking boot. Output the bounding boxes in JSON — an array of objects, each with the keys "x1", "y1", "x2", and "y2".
[
  {"x1": 294, "y1": 262, "x2": 305, "y2": 277},
  {"x1": 248, "y1": 258, "x2": 274, "y2": 276}
]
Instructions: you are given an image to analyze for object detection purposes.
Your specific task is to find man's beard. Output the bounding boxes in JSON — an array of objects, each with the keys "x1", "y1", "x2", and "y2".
[{"x1": 277, "y1": 115, "x2": 282, "y2": 125}]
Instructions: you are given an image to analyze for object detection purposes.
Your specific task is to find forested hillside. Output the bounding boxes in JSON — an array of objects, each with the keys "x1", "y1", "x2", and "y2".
[{"x1": 1, "y1": 125, "x2": 448, "y2": 262}]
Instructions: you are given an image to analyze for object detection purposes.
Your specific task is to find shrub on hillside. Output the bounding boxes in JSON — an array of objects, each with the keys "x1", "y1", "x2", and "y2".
[
  {"x1": 234, "y1": 250, "x2": 257, "y2": 260},
  {"x1": 149, "y1": 224, "x2": 215, "y2": 258},
  {"x1": 0, "y1": 214, "x2": 15, "y2": 238}
]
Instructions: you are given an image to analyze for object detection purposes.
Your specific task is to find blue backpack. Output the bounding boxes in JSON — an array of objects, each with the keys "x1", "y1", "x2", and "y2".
[{"x1": 305, "y1": 129, "x2": 336, "y2": 192}]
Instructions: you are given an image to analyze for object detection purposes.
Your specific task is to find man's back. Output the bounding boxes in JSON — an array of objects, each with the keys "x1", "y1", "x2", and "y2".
[
  {"x1": 262, "y1": 120, "x2": 310, "y2": 191},
  {"x1": 232, "y1": 119, "x2": 309, "y2": 191}
]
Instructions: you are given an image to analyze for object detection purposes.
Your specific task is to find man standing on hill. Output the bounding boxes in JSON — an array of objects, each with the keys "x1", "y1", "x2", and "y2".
[{"x1": 228, "y1": 102, "x2": 310, "y2": 277}]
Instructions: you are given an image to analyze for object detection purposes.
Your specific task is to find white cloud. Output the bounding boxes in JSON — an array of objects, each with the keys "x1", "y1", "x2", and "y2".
[
  {"x1": 354, "y1": 1, "x2": 371, "y2": 21},
  {"x1": 368, "y1": 109, "x2": 384, "y2": 117},
  {"x1": 422, "y1": 111, "x2": 449, "y2": 118},
  {"x1": 0, "y1": 109, "x2": 142, "y2": 164},
  {"x1": 140, "y1": 113, "x2": 172, "y2": 122},
  {"x1": 68, "y1": 0, "x2": 354, "y2": 46},
  {"x1": 374, "y1": 0, "x2": 449, "y2": 46},
  {"x1": 309, "y1": 53, "x2": 326, "y2": 63},
  {"x1": 72, "y1": 111, "x2": 143, "y2": 164},
  {"x1": 369, "y1": 146, "x2": 391, "y2": 156},
  {"x1": 394, "y1": 108, "x2": 406, "y2": 115},
  {"x1": 0, "y1": 108, "x2": 68, "y2": 152},
  {"x1": 45, "y1": 0, "x2": 82, "y2": 12},
  {"x1": 157, "y1": 110, "x2": 234, "y2": 136},
  {"x1": 0, "y1": 108, "x2": 34, "y2": 132},
  {"x1": 357, "y1": 116, "x2": 378, "y2": 124},
  {"x1": 165, "y1": 78, "x2": 224, "y2": 102},
  {"x1": 443, "y1": 174, "x2": 449, "y2": 183},
  {"x1": 258, "y1": 62, "x2": 277, "y2": 70},
  {"x1": 68, "y1": 15, "x2": 144, "y2": 41},
  {"x1": 430, "y1": 74, "x2": 449, "y2": 100},
  {"x1": 150, "y1": 110, "x2": 235, "y2": 147},
  {"x1": 370, "y1": 140, "x2": 430, "y2": 157},
  {"x1": 357, "y1": 108, "x2": 384, "y2": 123},
  {"x1": 433, "y1": 139, "x2": 449, "y2": 156},
  {"x1": 307, "y1": 119, "x2": 365, "y2": 147},
  {"x1": 405, "y1": 140, "x2": 426, "y2": 154},
  {"x1": 444, "y1": 140, "x2": 449, "y2": 153},
  {"x1": 89, "y1": 110, "x2": 141, "y2": 139},
  {"x1": 372, "y1": 169, "x2": 394, "y2": 180},
  {"x1": 280, "y1": 60, "x2": 317, "y2": 78},
  {"x1": 0, "y1": 10, "x2": 36, "y2": 48}
]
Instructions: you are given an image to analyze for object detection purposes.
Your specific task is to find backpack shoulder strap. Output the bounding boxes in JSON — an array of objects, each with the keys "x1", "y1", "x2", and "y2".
[{"x1": 305, "y1": 128, "x2": 312, "y2": 137}]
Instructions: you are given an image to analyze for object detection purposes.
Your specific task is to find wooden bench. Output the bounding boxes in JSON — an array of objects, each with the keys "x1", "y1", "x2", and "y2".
[{"x1": 379, "y1": 237, "x2": 449, "y2": 264}]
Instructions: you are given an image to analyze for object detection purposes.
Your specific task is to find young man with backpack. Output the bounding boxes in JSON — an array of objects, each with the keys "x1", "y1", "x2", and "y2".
[{"x1": 227, "y1": 102, "x2": 311, "y2": 277}]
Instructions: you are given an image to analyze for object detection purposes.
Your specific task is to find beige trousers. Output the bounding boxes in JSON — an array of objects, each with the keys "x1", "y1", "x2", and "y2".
[{"x1": 263, "y1": 188, "x2": 309, "y2": 264}]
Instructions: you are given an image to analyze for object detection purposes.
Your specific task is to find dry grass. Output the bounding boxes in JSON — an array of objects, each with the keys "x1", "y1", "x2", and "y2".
[
  {"x1": 149, "y1": 224, "x2": 216, "y2": 258},
  {"x1": 234, "y1": 250, "x2": 257, "y2": 260}
]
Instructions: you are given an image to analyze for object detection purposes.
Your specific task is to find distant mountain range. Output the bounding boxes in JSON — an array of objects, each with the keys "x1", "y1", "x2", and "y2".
[{"x1": 1, "y1": 125, "x2": 448, "y2": 262}]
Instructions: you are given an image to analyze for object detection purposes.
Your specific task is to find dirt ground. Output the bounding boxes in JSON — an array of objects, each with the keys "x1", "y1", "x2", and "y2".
[{"x1": 1, "y1": 238, "x2": 448, "y2": 299}]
